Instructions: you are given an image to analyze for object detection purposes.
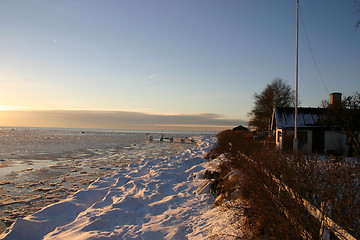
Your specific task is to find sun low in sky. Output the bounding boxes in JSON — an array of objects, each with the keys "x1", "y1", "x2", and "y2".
[{"x1": 0, "y1": 0, "x2": 359, "y2": 131}]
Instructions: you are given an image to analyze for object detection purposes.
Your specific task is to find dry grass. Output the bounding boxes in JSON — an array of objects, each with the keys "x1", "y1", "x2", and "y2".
[{"x1": 205, "y1": 130, "x2": 360, "y2": 239}]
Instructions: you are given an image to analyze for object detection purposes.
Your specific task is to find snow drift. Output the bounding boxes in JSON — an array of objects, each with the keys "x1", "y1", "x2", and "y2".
[{"x1": 0, "y1": 136, "x2": 235, "y2": 240}]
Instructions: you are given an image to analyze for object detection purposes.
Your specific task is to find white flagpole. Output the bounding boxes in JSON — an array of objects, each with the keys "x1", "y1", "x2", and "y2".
[{"x1": 293, "y1": 0, "x2": 299, "y2": 152}]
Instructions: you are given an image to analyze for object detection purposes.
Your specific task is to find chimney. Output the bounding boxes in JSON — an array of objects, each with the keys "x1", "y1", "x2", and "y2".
[{"x1": 330, "y1": 92, "x2": 342, "y2": 105}]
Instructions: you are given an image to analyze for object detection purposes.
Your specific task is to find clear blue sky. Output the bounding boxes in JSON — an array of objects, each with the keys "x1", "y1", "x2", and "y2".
[{"x1": 0, "y1": 0, "x2": 359, "y2": 131}]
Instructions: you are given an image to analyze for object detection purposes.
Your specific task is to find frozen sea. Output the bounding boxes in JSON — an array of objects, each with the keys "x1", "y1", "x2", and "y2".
[{"x1": 0, "y1": 128, "x2": 204, "y2": 233}]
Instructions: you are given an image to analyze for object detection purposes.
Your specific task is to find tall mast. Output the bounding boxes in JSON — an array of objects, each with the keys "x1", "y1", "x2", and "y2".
[{"x1": 293, "y1": 0, "x2": 299, "y2": 152}]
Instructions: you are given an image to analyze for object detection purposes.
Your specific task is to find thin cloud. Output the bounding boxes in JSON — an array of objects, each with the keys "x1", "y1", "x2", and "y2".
[
  {"x1": 0, "y1": 110, "x2": 247, "y2": 132},
  {"x1": 148, "y1": 74, "x2": 156, "y2": 80}
]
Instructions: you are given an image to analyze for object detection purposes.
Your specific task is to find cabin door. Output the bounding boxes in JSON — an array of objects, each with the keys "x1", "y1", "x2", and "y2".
[{"x1": 312, "y1": 129, "x2": 325, "y2": 154}]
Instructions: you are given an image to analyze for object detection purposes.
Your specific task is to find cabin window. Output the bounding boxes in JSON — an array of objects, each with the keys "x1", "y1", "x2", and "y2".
[{"x1": 276, "y1": 131, "x2": 282, "y2": 143}]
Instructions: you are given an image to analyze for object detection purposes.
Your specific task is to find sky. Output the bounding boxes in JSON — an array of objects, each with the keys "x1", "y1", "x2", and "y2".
[{"x1": 0, "y1": 0, "x2": 359, "y2": 131}]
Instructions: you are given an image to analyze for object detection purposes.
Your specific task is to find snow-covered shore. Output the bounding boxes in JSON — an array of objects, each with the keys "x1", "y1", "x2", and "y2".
[{"x1": 0, "y1": 136, "x2": 236, "y2": 240}]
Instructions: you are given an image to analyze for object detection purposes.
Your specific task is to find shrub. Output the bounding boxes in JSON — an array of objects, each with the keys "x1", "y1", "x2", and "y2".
[{"x1": 206, "y1": 130, "x2": 360, "y2": 239}]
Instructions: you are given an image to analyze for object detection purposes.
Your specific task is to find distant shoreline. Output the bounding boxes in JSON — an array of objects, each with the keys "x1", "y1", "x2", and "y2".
[{"x1": 0, "y1": 126, "x2": 218, "y2": 135}]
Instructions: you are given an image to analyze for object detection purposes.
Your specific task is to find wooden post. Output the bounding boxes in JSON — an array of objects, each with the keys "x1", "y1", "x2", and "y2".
[{"x1": 320, "y1": 201, "x2": 331, "y2": 240}]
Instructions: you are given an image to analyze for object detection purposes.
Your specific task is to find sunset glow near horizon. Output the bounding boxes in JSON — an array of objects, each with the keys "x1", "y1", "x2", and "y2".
[{"x1": 1, "y1": 0, "x2": 359, "y2": 131}]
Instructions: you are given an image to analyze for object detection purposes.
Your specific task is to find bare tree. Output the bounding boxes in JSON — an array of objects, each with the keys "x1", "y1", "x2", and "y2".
[
  {"x1": 248, "y1": 78, "x2": 295, "y2": 131},
  {"x1": 355, "y1": 0, "x2": 360, "y2": 30}
]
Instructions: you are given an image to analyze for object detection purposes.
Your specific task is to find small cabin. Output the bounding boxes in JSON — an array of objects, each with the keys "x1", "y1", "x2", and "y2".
[{"x1": 270, "y1": 106, "x2": 350, "y2": 155}]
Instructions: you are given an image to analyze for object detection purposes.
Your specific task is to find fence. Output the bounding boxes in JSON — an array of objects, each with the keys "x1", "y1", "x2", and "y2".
[{"x1": 240, "y1": 153, "x2": 357, "y2": 240}]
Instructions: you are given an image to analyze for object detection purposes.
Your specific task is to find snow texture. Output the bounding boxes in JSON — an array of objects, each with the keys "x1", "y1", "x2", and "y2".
[{"x1": 0, "y1": 136, "x2": 234, "y2": 240}]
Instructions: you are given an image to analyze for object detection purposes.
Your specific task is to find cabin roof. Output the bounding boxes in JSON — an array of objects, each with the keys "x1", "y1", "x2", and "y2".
[{"x1": 271, "y1": 106, "x2": 327, "y2": 129}]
